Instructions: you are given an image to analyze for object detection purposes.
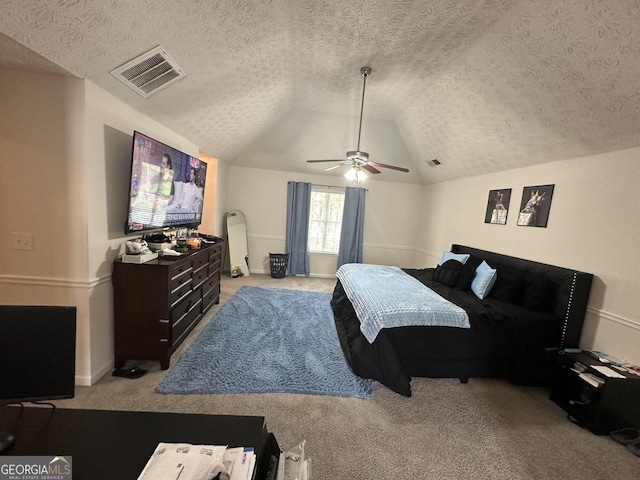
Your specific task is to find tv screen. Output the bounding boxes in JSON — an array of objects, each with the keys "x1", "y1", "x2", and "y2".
[
  {"x1": 0, "y1": 306, "x2": 76, "y2": 404},
  {"x1": 125, "y1": 131, "x2": 208, "y2": 234}
]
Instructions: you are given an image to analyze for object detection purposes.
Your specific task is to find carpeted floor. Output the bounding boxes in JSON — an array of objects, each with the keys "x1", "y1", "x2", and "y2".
[{"x1": 53, "y1": 274, "x2": 640, "y2": 479}]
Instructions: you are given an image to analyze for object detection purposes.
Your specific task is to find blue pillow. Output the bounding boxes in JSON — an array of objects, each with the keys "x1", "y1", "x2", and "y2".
[
  {"x1": 471, "y1": 260, "x2": 498, "y2": 299},
  {"x1": 438, "y1": 251, "x2": 470, "y2": 266}
]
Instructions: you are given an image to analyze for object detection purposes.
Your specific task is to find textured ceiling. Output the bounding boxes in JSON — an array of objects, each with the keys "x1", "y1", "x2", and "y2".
[{"x1": 1, "y1": 0, "x2": 639, "y2": 185}]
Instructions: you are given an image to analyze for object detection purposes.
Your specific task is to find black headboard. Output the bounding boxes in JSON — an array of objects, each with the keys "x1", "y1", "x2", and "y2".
[{"x1": 451, "y1": 244, "x2": 593, "y2": 348}]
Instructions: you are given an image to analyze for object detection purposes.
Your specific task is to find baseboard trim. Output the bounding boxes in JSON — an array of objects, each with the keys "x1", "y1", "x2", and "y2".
[{"x1": 248, "y1": 269, "x2": 336, "y2": 279}]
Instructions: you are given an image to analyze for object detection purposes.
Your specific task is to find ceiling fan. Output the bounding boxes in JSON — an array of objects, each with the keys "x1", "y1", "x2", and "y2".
[{"x1": 306, "y1": 66, "x2": 410, "y2": 182}]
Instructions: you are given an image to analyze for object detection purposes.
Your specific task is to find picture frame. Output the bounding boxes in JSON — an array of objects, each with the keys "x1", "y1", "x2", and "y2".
[
  {"x1": 516, "y1": 184, "x2": 555, "y2": 227},
  {"x1": 484, "y1": 189, "x2": 512, "y2": 225}
]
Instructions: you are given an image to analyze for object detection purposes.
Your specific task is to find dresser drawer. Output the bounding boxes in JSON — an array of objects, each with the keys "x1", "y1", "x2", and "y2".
[
  {"x1": 192, "y1": 249, "x2": 209, "y2": 271},
  {"x1": 203, "y1": 282, "x2": 220, "y2": 311},
  {"x1": 208, "y1": 257, "x2": 221, "y2": 277},
  {"x1": 193, "y1": 263, "x2": 208, "y2": 289},
  {"x1": 202, "y1": 274, "x2": 220, "y2": 296},
  {"x1": 172, "y1": 301, "x2": 202, "y2": 347},
  {"x1": 170, "y1": 289, "x2": 202, "y2": 344},
  {"x1": 208, "y1": 245, "x2": 222, "y2": 260},
  {"x1": 169, "y1": 261, "x2": 193, "y2": 282},
  {"x1": 169, "y1": 277, "x2": 193, "y2": 308}
]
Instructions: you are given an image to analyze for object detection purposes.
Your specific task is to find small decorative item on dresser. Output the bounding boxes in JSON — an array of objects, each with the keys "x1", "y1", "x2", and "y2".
[{"x1": 185, "y1": 234, "x2": 202, "y2": 249}]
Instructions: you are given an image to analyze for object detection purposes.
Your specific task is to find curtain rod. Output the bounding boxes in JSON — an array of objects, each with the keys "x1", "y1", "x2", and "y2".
[{"x1": 312, "y1": 183, "x2": 369, "y2": 191}]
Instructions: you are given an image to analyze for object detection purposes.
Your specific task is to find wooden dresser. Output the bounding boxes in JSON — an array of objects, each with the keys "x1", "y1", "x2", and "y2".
[{"x1": 112, "y1": 240, "x2": 224, "y2": 369}]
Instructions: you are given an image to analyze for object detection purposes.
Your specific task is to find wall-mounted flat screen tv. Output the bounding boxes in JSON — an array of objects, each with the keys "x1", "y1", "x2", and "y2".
[
  {"x1": 0, "y1": 306, "x2": 76, "y2": 405},
  {"x1": 125, "y1": 131, "x2": 208, "y2": 234}
]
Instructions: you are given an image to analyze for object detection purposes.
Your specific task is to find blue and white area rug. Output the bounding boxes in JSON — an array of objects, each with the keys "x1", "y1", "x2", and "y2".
[{"x1": 157, "y1": 286, "x2": 373, "y2": 399}]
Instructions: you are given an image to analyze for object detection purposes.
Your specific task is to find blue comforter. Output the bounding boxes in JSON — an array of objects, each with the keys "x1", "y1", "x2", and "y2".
[{"x1": 335, "y1": 264, "x2": 470, "y2": 342}]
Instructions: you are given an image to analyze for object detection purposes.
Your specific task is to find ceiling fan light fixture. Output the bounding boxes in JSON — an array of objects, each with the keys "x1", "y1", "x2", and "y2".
[{"x1": 344, "y1": 165, "x2": 367, "y2": 183}]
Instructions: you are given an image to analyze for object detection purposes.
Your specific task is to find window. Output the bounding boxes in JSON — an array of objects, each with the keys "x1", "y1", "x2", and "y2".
[{"x1": 308, "y1": 187, "x2": 344, "y2": 254}]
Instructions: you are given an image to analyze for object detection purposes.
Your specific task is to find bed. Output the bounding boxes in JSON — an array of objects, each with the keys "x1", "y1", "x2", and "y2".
[{"x1": 331, "y1": 244, "x2": 593, "y2": 396}]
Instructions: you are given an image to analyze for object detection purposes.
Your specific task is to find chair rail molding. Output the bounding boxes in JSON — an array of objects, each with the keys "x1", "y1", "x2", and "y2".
[
  {"x1": 588, "y1": 306, "x2": 640, "y2": 331},
  {"x1": 0, "y1": 273, "x2": 110, "y2": 290}
]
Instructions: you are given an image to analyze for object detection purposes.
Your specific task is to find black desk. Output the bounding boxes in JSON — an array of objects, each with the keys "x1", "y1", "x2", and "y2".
[{"x1": 0, "y1": 407, "x2": 273, "y2": 479}]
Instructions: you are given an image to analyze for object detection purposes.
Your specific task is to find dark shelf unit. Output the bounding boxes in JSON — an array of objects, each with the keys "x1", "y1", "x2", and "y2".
[
  {"x1": 550, "y1": 351, "x2": 640, "y2": 434},
  {"x1": 0, "y1": 407, "x2": 278, "y2": 480},
  {"x1": 112, "y1": 240, "x2": 223, "y2": 369}
]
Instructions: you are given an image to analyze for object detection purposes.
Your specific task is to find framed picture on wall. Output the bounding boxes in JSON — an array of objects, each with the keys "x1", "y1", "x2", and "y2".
[
  {"x1": 484, "y1": 189, "x2": 512, "y2": 225},
  {"x1": 517, "y1": 184, "x2": 555, "y2": 227}
]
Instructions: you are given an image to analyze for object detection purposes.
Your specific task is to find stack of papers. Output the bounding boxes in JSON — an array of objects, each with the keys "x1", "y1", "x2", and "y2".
[
  {"x1": 224, "y1": 447, "x2": 256, "y2": 480},
  {"x1": 137, "y1": 443, "x2": 255, "y2": 480},
  {"x1": 592, "y1": 365, "x2": 626, "y2": 379},
  {"x1": 279, "y1": 440, "x2": 311, "y2": 480}
]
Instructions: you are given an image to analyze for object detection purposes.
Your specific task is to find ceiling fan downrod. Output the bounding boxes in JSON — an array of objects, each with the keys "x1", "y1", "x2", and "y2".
[{"x1": 355, "y1": 66, "x2": 372, "y2": 153}]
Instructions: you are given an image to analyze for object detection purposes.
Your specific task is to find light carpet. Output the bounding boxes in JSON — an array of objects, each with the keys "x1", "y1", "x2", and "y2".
[{"x1": 157, "y1": 286, "x2": 373, "y2": 398}]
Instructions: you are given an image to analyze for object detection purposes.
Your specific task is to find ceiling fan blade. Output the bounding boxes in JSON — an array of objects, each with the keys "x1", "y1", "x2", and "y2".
[
  {"x1": 361, "y1": 164, "x2": 381, "y2": 174},
  {"x1": 306, "y1": 159, "x2": 345, "y2": 163},
  {"x1": 369, "y1": 162, "x2": 410, "y2": 173},
  {"x1": 324, "y1": 164, "x2": 344, "y2": 171}
]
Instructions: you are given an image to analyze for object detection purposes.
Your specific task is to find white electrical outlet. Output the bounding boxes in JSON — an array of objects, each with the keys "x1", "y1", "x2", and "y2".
[{"x1": 12, "y1": 232, "x2": 33, "y2": 251}]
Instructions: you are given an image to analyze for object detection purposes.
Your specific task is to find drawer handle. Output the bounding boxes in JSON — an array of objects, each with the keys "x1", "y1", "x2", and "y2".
[
  {"x1": 194, "y1": 264, "x2": 208, "y2": 275},
  {"x1": 171, "y1": 289, "x2": 193, "y2": 309},
  {"x1": 171, "y1": 267, "x2": 193, "y2": 281},
  {"x1": 171, "y1": 278, "x2": 192, "y2": 295},
  {"x1": 174, "y1": 298, "x2": 203, "y2": 327},
  {"x1": 159, "y1": 319, "x2": 169, "y2": 324}
]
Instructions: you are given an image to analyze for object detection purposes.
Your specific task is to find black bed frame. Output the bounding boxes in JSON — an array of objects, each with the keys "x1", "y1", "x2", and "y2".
[
  {"x1": 332, "y1": 244, "x2": 594, "y2": 396},
  {"x1": 451, "y1": 244, "x2": 593, "y2": 349}
]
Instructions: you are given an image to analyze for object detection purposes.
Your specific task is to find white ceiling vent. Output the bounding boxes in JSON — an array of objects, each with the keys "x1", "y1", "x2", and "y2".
[{"x1": 110, "y1": 46, "x2": 186, "y2": 98}]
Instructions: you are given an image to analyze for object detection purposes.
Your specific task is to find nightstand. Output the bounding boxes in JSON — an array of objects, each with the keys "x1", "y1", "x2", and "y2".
[{"x1": 550, "y1": 351, "x2": 640, "y2": 434}]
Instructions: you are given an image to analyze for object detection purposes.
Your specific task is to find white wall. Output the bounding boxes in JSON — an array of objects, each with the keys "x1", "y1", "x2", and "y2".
[
  {"x1": 225, "y1": 165, "x2": 424, "y2": 277},
  {"x1": 0, "y1": 71, "x2": 93, "y2": 380},
  {"x1": 417, "y1": 150, "x2": 640, "y2": 364},
  {"x1": 211, "y1": 156, "x2": 229, "y2": 237}
]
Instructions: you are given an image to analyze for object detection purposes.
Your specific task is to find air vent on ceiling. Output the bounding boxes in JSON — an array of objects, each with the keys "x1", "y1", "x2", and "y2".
[
  {"x1": 427, "y1": 158, "x2": 442, "y2": 167},
  {"x1": 110, "y1": 46, "x2": 186, "y2": 98}
]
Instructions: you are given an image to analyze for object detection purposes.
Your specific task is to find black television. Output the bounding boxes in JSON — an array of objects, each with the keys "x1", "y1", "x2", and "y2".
[
  {"x1": 0, "y1": 306, "x2": 76, "y2": 405},
  {"x1": 125, "y1": 131, "x2": 208, "y2": 234}
]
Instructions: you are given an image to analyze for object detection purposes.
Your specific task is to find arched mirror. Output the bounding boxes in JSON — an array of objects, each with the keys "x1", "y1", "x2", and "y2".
[{"x1": 226, "y1": 210, "x2": 250, "y2": 277}]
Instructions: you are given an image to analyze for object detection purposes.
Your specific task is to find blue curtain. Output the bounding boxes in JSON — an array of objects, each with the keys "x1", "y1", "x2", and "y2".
[
  {"x1": 285, "y1": 181, "x2": 312, "y2": 276},
  {"x1": 337, "y1": 186, "x2": 366, "y2": 268}
]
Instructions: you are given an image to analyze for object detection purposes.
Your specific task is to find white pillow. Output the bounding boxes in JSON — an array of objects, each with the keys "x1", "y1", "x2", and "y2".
[
  {"x1": 471, "y1": 260, "x2": 498, "y2": 299},
  {"x1": 438, "y1": 251, "x2": 470, "y2": 266}
]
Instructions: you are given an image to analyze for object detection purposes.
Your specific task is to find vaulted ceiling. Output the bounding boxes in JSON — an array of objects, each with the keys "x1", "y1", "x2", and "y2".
[{"x1": 1, "y1": 1, "x2": 639, "y2": 185}]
